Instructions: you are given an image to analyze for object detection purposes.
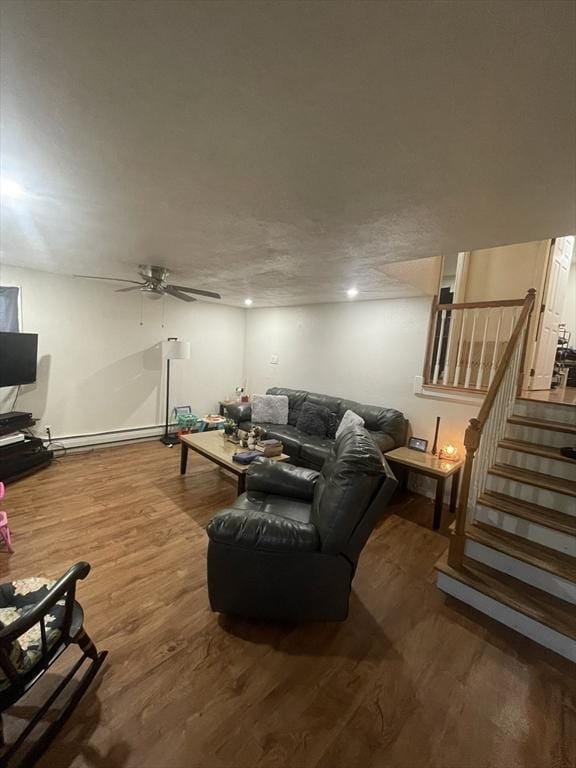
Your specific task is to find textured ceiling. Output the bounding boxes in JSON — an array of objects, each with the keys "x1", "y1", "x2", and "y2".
[{"x1": 0, "y1": 0, "x2": 575, "y2": 307}]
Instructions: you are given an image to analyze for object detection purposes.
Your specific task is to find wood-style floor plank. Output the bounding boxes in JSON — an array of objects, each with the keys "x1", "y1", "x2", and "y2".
[{"x1": 0, "y1": 442, "x2": 574, "y2": 768}]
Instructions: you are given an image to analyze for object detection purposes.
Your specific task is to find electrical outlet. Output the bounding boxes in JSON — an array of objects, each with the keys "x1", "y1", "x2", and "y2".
[{"x1": 270, "y1": 354, "x2": 279, "y2": 365}]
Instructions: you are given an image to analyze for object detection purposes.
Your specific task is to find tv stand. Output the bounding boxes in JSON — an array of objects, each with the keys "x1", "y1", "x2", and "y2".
[{"x1": 0, "y1": 411, "x2": 53, "y2": 483}]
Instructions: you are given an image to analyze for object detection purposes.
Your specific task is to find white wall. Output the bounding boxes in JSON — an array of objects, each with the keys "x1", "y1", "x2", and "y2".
[
  {"x1": 0, "y1": 265, "x2": 245, "y2": 439},
  {"x1": 562, "y1": 262, "x2": 576, "y2": 342},
  {"x1": 244, "y1": 298, "x2": 479, "y2": 452}
]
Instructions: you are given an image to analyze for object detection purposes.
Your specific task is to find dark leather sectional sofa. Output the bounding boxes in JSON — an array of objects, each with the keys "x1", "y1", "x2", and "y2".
[{"x1": 225, "y1": 386, "x2": 407, "y2": 469}]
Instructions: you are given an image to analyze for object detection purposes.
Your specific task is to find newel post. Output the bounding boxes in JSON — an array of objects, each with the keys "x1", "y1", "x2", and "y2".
[{"x1": 448, "y1": 417, "x2": 481, "y2": 568}]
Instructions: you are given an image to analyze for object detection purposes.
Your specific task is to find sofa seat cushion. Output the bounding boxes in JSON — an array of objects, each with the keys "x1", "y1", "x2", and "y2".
[
  {"x1": 0, "y1": 577, "x2": 67, "y2": 691},
  {"x1": 207, "y1": 507, "x2": 319, "y2": 553},
  {"x1": 300, "y1": 436, "x2": 334, "y2": 467}
]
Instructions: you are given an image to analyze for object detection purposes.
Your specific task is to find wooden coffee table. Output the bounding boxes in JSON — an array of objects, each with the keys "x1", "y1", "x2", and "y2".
[{"x1": 179, "y1": 430, "x2": 289, "y2": 494}]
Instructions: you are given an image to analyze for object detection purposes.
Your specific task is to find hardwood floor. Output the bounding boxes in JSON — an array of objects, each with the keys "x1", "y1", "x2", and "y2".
[{"x1": 1, "y1": 442, "x2": 574, "y2": 768}]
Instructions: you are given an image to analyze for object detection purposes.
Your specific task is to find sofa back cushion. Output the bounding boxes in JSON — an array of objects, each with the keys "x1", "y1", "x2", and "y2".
[
  {"x1": 311, "y1": 425, "x2": 385, "y2": 555},
  {"x1": 267, "y1": 387, "x2": 308, "y2": 426},
  {"x1": 252, "y1": 394, "x2": 289, "y2": 425},
  {"x1": 306, "y1": 391, "x2": 341, "y2": 416},
  {"x1": 339, "y1": 399, "x2": 406, "y2": 447}
]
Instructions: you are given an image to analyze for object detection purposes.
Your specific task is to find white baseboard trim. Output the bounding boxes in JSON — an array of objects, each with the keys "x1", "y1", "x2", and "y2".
[{"x1": 35, "y1": 424, "x2": 170, "y2": 451}]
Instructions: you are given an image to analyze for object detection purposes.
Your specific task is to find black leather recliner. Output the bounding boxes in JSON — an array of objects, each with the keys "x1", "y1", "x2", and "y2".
[{"x1": 206, "y1": 425, "x2": 397, "y2": 622}]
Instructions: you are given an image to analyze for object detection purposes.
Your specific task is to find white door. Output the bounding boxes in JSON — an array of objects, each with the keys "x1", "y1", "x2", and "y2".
[{"x1": 529, "y1": 236, "x2": 574, "y2": 390}]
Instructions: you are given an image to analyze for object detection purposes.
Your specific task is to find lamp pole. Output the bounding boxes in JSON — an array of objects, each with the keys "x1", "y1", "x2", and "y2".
[{"x1": 161, "y1": 336, "x2": 178, "y2": 446}]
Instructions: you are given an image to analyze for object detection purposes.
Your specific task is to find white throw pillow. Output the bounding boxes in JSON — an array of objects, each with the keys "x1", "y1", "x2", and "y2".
[
  {"x1": 335, "y1": 408, "x2": 365, "y2": 439},
  {"x1": 251, "y1": 394, "x2": 289, "y2": 425}
]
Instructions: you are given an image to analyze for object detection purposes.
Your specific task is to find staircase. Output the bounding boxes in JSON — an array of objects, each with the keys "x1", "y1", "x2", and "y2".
[{"x1": 435, "y1": 290, "x2": 576, "y2": 662}]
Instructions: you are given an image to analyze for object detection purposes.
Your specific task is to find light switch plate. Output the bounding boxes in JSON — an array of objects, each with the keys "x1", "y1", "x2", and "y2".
[{"x1": 270, "y1": 355, "x2": 279, "y2": 365}]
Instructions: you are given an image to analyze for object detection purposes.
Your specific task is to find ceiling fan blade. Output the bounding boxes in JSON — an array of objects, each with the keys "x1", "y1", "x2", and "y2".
[
  {"x1": 115, "y1": 285, "x2": 145, "y2": 292},
  {"x1": 167, "y1": 285, "x2": 221, "y2": 300},
  {"x1": 164, "y1": 287, "x2": 197, "y2": 302},
  {"x1": 74, "y1": 275, "x2": 143, "y2": 285}
]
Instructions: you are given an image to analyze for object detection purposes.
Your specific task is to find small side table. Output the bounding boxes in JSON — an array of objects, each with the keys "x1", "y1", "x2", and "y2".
[{"x1": 385, "y1": 447, "x2": 463, "y2": 530}]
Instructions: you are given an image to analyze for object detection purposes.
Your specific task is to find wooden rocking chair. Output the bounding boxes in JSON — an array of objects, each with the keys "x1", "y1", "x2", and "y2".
[{"x1": 0, "y1": 562, "x2": 107, "y2": 766}]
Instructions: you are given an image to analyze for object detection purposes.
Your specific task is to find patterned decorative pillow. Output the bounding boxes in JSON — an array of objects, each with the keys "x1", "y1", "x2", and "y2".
[
  {"x1": 296, "y1": 402, "x2": 330, "y2": 437},
  {"x1": 335, "y1": 409, "x2": 365, "y2": 439},
  {"x1": 251, "y1": 394, "x2": 289, "y2": 425},
  {"x1": 0, "y1": 577, "x2": 66, "y2": 691}
]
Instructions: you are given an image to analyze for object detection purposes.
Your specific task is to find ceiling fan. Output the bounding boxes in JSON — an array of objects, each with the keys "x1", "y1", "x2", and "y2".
[{"x1": 74, "y1": 264, "x2": 221, "y2": 302}]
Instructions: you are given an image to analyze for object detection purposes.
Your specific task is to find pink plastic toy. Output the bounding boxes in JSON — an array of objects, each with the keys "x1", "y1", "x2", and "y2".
[{"x1": 0, "y1": 482, "x2": 14, "y2": 553}]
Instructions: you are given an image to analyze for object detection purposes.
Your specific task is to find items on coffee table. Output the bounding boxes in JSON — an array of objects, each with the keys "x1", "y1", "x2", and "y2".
[
  {"x1": 255, "y1": 438, "x2": 283, "y2": 458},
  {"x1": 232, "y1": 450, "x2": 262, "y2": 465},
  {"x1": 179, "y1": 430, "x2": 289, "y2": 494}
]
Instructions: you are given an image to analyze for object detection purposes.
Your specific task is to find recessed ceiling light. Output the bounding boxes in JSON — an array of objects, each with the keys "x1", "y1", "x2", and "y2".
[
  {"x1": 347, "y1": 288, "x2": 358, "y2": 298},
  {"x1": 244, "y1": 298, "x2": 253, "y2": 306},
  {"x1": 0, "y1": 177, "x2": 25, "y2": 199}
]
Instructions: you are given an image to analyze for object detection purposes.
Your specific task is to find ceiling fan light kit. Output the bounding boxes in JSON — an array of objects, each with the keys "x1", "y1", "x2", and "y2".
[{"x1": 74, "y1": 264, "x2": 221, "y2": 303}]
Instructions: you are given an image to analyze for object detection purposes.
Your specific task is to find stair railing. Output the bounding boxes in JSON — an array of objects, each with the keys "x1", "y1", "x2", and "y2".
[
  {"x1": 447, "y1": 289, "x2": 536, "y2": 568},
  {"x1": 423, "y1": 297, "x2": 527, "y2": 392}
]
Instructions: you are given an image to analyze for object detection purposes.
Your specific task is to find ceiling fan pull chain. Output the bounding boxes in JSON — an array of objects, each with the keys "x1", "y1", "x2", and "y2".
[
  {"x1": 139, "y1": 293, "x2": 144, "y2": 327},
  {"x1": 161, "y1": 295, "x2": 166, "y2": 328}
]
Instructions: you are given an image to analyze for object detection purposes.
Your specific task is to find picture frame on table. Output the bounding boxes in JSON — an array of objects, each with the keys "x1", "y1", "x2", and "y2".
[{"x1": 408, "y1": 436, "x2": 428, "y2": 453}]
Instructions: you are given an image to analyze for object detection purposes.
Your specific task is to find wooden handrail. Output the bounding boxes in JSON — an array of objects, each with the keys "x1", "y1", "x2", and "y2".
[
  {"x1": 437, "y1": 298, "x2": 526, "y2": 311},
  {"x1": 447, "y1": 288, "x2": 536, "y2": 568}
]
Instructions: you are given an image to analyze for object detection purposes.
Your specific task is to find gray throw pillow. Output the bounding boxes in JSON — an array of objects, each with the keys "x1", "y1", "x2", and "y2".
[
  {"x1": 252, "y1": 394, "x2": 289, "y2": 424},
  {"x1": 335, "y1": 409, "x2": 365, "y2": 438},
  {"x1": 296, "y1": 402, "x2": 330, "y2": 437}
]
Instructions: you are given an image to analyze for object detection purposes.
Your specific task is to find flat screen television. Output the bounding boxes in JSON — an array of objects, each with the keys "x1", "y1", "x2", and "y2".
[{"x1": 0, "y1": 332, "x2": 38, "y2": 387}]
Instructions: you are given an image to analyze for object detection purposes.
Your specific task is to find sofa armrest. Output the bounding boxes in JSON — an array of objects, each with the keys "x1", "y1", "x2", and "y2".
[
  {"x1": 207, "y1": 509, "x2": 320, "y2": 552},
  {"x1": 224, "y1": 402, "x2": 252, "y2": 424},
  {"x1": 246, "y1": 461, "x2": 319, "y2": 501},
  {"x1": 368, "y1": 431, "x2": 396, "y2": 453}
]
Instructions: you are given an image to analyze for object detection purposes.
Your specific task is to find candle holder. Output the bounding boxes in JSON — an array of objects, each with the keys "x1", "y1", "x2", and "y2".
[{"x1": 439, "y1": 444, "x2": 460, "y2": 462}]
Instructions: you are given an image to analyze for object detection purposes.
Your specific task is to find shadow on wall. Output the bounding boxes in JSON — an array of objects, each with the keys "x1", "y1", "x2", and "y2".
[
  {"x1": 16, "y1": 354, "x2": 51, "y2": 418},
  {"x1": 74, "y1": 344, "x2": 164, "y2": 430}
]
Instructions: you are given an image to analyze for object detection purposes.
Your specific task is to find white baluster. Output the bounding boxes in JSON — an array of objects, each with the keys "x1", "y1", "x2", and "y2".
[
  {"x1": 476, "y1": 310, "x2": 490, "y2": 389},
  {"x1": 454, "y1": 309, "x2": 467, "y2": 387},
  {"x1": 433, "y1": 310, "x2": 446, "y2": 384},
  {"x1": 464, "y1": 310, "x2": 478, "y2": 389},
  {"x1": 489, "y1": 308, "x2": 503, "y2": 385}
]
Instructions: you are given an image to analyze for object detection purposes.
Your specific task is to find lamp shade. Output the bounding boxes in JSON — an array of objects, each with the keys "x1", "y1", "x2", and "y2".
[{"x1": 162, "y1": 339, "x2": 190, "y2": 359}]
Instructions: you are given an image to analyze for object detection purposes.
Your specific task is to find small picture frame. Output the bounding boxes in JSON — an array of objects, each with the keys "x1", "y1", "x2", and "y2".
[
  {"x1": 173, "y1": 405, "x2": 192, "y2": 418},
  {"x1": 408, "y1": 436, "x2": 428, "y2": 453}
]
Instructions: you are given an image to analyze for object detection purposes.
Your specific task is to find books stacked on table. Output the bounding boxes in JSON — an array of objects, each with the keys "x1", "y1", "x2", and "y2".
[{"x1": 255, "y1": 438, "x2": 283, "y2": 458}]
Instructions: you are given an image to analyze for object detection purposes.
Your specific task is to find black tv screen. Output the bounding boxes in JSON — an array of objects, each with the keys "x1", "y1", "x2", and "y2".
[{"x1": 0, "y1": 332, "x2": 38, "y2": 387}]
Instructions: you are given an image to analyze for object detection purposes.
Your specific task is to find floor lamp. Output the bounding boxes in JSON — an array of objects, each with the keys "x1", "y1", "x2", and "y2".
[{"x1": 160, "y1": 337, "x2": 191, "y2": 446}]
